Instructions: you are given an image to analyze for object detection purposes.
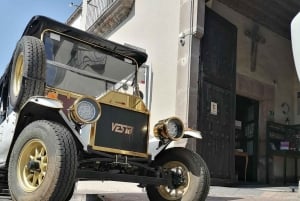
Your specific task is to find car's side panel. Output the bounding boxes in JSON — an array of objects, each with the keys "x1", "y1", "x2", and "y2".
[{"x1": 0, "y1": 112, "x2": 17, "y2": 167}]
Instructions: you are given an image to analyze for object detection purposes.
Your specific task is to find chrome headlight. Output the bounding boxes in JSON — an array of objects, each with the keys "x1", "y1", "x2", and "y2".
[
  {"x1": 154, "y1": 117, "x2": 184, "y2": 141},
  {"x1": 70, "y1": 97, "x2": 101, "y2": 124}
]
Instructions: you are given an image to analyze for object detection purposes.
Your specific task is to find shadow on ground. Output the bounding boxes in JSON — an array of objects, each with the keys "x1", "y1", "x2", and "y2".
[
  {"x1": 98, "y1": 193, "x2": 243, "y2": 201},
  {"x1": 206, "y1": 196, "x2": 242, "y2": 201},
  {"x1": 98, "y1": 193, "x2": 148, "y2": 201}
]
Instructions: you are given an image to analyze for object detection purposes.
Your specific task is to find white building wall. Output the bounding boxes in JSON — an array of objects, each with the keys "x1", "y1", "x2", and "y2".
[
  {"x1": 106, "y1": 0, "x2": 181, "y2": 129},
  {"x1": 71, "y1": 15, "x2": 82, "y2": 29}
]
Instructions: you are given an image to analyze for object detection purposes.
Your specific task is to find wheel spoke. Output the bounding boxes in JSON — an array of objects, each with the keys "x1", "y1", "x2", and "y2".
[
  {"x1": 175, "y1": 189, "x2": 179, "y2": 197},
  {"x1": 35, "y1": 148, "x2": 39, "y2": 159},
  {"x1": 176, "y1": 167, "x2": 180, "y2": 174},
  {"x1": 177, "y1": 184, "x2": 186, "y2": 191},
  {"x1": 41, "y1": 156, "x2": 48, "y2": 163},
  {"x1": 40, "y1": 147, "x2": 46, "y2": 156},
  {"x1": 38, "y1": 174, "x2": 44, "y2": 185},
  {"x1": 41, "y1": 162, "x2": 47, "y2": 171},
  {"x1": 170, "y1": 189, "x2": 175, "y2": 196},
  {"x1": 26, "y1": 173, "x2": 34, "y2": 181},
  {"x1": 32, "y1": 173, "x2": 39, "y2": 186}
]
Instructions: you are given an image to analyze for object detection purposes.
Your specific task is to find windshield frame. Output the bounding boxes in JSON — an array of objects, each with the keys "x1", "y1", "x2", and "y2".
[{"x1": 41, "y1": 29, "x2": 140, "y2": 97}]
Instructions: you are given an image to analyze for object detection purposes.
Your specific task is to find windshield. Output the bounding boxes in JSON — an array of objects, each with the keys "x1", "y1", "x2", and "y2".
[{"x1": 43, "y1": 31, "x2": 137, "y2": 97}]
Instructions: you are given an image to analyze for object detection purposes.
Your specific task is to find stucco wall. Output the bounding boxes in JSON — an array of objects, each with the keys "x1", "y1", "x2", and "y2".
[{"x1": 106, "y1": 0, "x2": 180, "y2": 130}]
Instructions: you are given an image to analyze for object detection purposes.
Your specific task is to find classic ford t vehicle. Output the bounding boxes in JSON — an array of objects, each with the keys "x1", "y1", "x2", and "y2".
[{"x1": 0, "y1": 16, "x2": 210, "y2": 201}]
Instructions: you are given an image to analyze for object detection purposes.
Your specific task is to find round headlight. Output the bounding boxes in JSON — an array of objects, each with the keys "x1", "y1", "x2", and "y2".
[
  {"x1": 165, "y1": 118, "x2": 184, "y2": 140},
  {"x1": 154, "y1": 117, "x2": 184, "y2": 141},
  {"x1": 71, "y1": 97, "x2": 101, "y2": 124}
]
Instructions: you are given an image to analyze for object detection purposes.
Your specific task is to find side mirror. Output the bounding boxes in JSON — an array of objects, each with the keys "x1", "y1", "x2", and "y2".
[{"x1": 291, "y1": 12, "x2": 300, "y2": 81}]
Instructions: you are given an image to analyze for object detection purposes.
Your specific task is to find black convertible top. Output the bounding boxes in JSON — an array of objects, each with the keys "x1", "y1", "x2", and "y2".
[
  {"x1": 22, "y1": 15, "x2": 148, "y2": 66},
  {"x1": 0, "y1": 15, "x2": 148, "y2": 87}
]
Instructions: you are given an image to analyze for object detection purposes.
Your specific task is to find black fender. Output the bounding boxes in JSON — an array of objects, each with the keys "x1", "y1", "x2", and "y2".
[{"x1": 6, "y1": 97, "x2": 84, "y2": 164}]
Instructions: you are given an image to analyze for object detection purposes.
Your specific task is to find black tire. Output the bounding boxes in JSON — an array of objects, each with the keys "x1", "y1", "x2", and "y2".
[
  {"x1": 199, "y1": 153, "x2": 210, "y2": 200},
  {"x1": 8, "y1": 120, "x2": 77, "y2": 201},
  {"x1": 65, "y1": 183, "x2": 76, "y2": 201},
  {"x1": 146, "y1": 147, "x2": 210, "y2": 201},
  {"x1": 10, "y1": 36, "x2": 46, "y2": 111}
]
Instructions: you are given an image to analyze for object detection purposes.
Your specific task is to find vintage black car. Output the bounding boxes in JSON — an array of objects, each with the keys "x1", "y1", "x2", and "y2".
[{"x1": 0, "y1": 16, "x2": 210, "y2": 201}]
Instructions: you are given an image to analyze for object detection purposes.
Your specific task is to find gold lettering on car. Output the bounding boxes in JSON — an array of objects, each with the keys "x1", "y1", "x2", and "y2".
[{"x1": 112, "y1": 123, "x2": 134, "y2": 135}]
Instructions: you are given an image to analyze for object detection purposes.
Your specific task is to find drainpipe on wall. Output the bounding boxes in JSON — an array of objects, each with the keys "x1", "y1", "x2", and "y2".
[{"x1": 176, "y1": 0, "x2": 205, "y2": 151}]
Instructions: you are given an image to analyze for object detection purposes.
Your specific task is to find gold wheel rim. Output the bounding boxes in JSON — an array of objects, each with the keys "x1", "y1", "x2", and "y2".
[
  {"x1": 17, "y1": 139, "x2": 48, "y2": 192},
  {"x1": 158, "y1": 161, "x2": 190, "y2": 200},
  {"x1": 13, "y1": 53, "x2": 24, "y2": 96}
]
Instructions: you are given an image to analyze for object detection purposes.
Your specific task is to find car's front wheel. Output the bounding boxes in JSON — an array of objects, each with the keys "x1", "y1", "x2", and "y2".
[
  {"x1": 8, "y1": 120, "x2": 77, "y2": 201},
  {"x1": 146, "y1": 147, "x2": 210, "y2": 201}
]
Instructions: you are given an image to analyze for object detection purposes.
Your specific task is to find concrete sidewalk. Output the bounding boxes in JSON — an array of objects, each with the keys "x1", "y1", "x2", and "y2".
[
  {"x1": 72, "y1": 181, "x2": 300, "y2": 201},
  {"x1": 0, "y1": 181, "x2": 299, "y2": 201}
]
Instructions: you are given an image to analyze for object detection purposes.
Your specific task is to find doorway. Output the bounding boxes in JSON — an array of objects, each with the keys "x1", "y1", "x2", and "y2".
[{"x1": 235, "y1": 95, "x2": 259, "y2": 182}]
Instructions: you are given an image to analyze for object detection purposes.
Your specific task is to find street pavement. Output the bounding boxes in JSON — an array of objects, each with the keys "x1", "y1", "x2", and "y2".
[{"x1": 72, "y1": 181, "x2": 300, "y2": 201}]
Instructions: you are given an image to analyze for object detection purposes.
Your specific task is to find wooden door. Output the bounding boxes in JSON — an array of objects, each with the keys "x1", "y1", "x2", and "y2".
[{"x1": 197, "y1": 7, "x2": 237, "y2": 182}]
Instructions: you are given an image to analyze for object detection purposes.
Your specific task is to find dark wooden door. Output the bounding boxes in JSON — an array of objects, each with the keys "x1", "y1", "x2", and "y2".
[{"x1": 197, "y1": 8, "x2": 237, "y2": 182}]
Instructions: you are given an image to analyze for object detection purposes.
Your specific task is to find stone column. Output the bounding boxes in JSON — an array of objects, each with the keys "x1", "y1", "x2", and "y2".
[{"x1": 176, "y1": 0, "x2": 205, "y2": 151}]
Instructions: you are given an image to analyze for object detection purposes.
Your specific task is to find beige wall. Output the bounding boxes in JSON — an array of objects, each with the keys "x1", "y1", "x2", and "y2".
[{"x1": 106, "y1": 0, "x2": 181, "y2": 129}]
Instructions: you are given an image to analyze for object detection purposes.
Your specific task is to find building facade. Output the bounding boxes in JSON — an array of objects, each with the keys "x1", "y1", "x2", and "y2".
[{"x1": 67, "y1": 0, "x2": 300, "y2": 184}]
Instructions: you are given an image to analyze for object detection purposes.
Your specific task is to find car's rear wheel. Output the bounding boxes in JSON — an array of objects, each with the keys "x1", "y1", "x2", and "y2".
[
  {"x1": 10, "y1": 36, "x2": 45, "y2": 111},
  {"x1": 146, "y1": 147, "x2": 210, "y2": 201},
  {"x1": 8, "y1": 120, "x2": 77, "y2": 201}
]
